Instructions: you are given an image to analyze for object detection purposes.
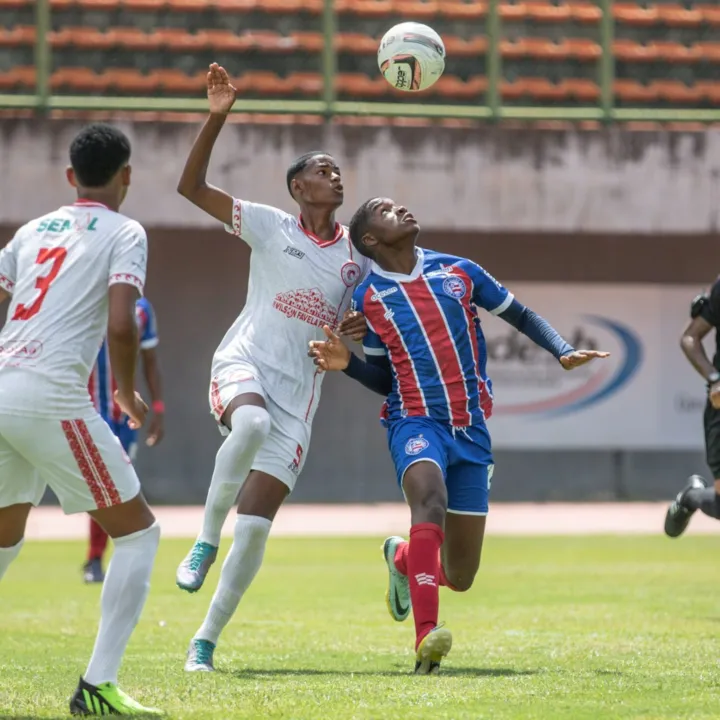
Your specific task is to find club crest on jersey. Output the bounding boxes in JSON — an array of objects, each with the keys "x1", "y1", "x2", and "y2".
[
  {"x1": 405, "y1": 435, "x2": 429, "y2": 455},
  {"x1": 443, "y1": 276, "x2": 466, "y2": 300},
  {"x1": 341, "y1": 261, "x2": 362, "y2": 287}
]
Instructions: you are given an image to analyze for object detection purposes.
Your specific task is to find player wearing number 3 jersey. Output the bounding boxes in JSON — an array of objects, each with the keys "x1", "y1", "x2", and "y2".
[{"x1": 0, "y1": 124, "x2": 161, "y2": 715}]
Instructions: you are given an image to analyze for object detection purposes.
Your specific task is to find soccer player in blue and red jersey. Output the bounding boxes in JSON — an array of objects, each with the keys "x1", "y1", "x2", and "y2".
[
  {"x1": 309, "y1": 197, "x2": 609, "y2": 674},
  {"x1": 83, "y1": 296, "x2": 165, "y2": 583}
]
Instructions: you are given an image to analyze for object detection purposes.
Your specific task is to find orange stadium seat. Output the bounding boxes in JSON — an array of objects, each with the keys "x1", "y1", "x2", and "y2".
[
  {"x1": 568, "y1": 1, "x2": 601, "y2": 24},
  {"x1": 166, "y1": 0, "x2": 209, "y2": 10},
  {"x1": 697, "y1": 4, "x2": 720, "y2": 26},
  {"x1": 342, "y1": 0, "x2": 393, "y2": 17},
  {"x1": 336, "y1": 72, "x2": 387, "y2": 97},
  {"x1": 613, "y1": 39, "x2": 658, "y2": 62},
  {"x1": 694, "y1": 42, "x2": 720, "y2": 62},
  {"x1": 291, "y1": 31, "x2": 324, "y2": 53},
  {"x1": 286, "y1": 71, "x2": 323, "y2": 94},
  {"x1": 49, "y1": 27, "x2": 112, "y2": 49},
  {"x1": 656, "y1": 4, "x2": 703, "y2": 27},
  {"x1": 109, "y1": 27, "x2": 160, "y2": 50},
  {"x1": 76, "y1": 0, "x2": 121, "y2": 9},
  {"x1": 123, "y1": 0, "x2": 167, "y2": 9},
  {"x1": 0, "y1": 66, "x2": 35, "y2": 90},
  {"x1": 499, "y1": 3, "x2": 528, "y2": 22},
  {"x1": 648, "y1": 41, "x2": 701, "y2": 63},
  {"x1": 153, "y1": 28, "x2": 209, "y2": 51},
  {"x1": 564, "y1": 38, "x2": 601, "y2": 61},
  {"x1": 613, "y1": 79, "x2": 658, "y2": 103},
  {"x1": 335, "y1": 32, "x2": 377, "y2": 54},
  {"x1": 243, "y1": 71, "x2": 293, "y2": 95},
  {"x1": 651, "y1": 80, "x2": 704, "y2": 104},
  {"x1": 563, "y1": 78, "x2": 600, "y2": 101},
  {"x1": 50, "y1": 67, "x2": 109, "y2": 92},
  {"x1": 209, "y1": 0, "x2": 257, "y2": 11},
  {"x1": 48, "y1": 0, "x2": 77, "y2": 8},
  {"x1": 104, "y1": 69, "x2": 160, "y2": 93},
  {"x1": 257, "y1": 0, "x2": 307, "y2": 13},
  {"x1": 526, "y1": 1, "x2": 572, "y2": 23},
  {"x1": 393, "y1": 0, "x2": 439, "y2": 20},
  {"x1": 0, "y1": 0, "x2": 32, "y2": 7},
  {"x1": 0, "y1": 25, "x2": 35, "y2": 47},
  {"x1": 442, "y1": 35, "x2": 487, "y2": 58},
  {"x1": 438, "y1": 2, "x2": 486, "y2": 21},
  {"x1": 500, "y1": 78, "x2": 529, "y2": 100},
  {"x1": 203, "y1": 29, "x2": 253, "y2": 52},
  {"x1": 524, "y1": 77, "x2": 569, "y2": 101},
  {"x1": 613, "y1": 3, "x2": 658, "y2": 26},
  {"x1": 434, "y1": 74, "x2": 487, "y2": 99},
  {"x1": 695, "y1": 81, "x2": 720, "y2": 104},
  {"x1": 155, "y1": 68, "x2": 206, "y2": 93}
]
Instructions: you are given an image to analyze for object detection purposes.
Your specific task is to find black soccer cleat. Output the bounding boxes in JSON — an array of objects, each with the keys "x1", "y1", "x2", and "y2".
[{"x1": 664, "y1": 475, "x2": 707, "y2": 538}]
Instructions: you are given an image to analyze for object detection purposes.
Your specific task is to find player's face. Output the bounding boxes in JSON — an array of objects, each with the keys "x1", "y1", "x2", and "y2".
[
  {"x1": 363, "y1": 197, "x2": 420, "y2": 252},
  {"x1": 293, "y1": 155, "x2": 343, "y2": 207}
]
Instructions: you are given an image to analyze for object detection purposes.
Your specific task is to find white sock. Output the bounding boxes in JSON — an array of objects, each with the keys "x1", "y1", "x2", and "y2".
[
  {"x1": 195, "y1": 514, "x2": 272, "y2": 645},
  {"x1": 84, "y1": 522, "x2": 160, "y2": 686},
  {"x1": 0, "y1": 539, "x2": 23, "y2": 581},
  {"x1": 199, "y1": 406, "x2": 271, "y2": 547}
]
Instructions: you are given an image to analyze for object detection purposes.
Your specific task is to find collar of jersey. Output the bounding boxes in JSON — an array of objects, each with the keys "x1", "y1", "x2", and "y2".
[
  {"x1": 71, "y1": 199, "x2": 111, "y2": 210},
  {"x1": 297, "y1": 215, "x2": 344, "y2": 248},
  {"x1": 371, "y1": 247, "x2": 424, "y2": 283}
]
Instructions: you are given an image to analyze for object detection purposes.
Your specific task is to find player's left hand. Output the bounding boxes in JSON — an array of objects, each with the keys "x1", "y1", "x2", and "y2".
[
  {"x1": 308, "y1": 325, "x2": 352, "y2": 372},
  {"x1": 146, "y1": 412, "x2": 165, "y2": 447},
  {"x1": 337, "y1": 310, "x2": 367, "y2": 342},
  {"x1": 560, "y1": 350, "x2": 611, "y2": 370}
]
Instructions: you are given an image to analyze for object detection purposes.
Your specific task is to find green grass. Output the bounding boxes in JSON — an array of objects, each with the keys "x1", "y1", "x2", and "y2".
[{"x1": 1, "y1": 536, "x2": 719, "y2": 719}]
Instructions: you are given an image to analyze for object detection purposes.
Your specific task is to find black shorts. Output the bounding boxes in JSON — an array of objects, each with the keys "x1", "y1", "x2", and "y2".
[{"x1": 703, "y1": 400, "x2": 720, "y2": 478}]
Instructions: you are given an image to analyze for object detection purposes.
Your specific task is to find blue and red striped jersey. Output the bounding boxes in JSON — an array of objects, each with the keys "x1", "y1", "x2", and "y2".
[
  {"x1": 89, "y1": 296, "x2": 159, "y2": 425},
  {"x1": 353, "y1": 248, "x2": 512, "y2": 427}
]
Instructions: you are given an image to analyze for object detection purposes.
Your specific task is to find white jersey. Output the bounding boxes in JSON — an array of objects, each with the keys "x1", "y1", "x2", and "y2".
[
  {"x1": 0, "y1": 200, "x2": 147, "y2": 419},
  {"x1": 215, "y1": 198, "x2": 370, "y2": 424}
]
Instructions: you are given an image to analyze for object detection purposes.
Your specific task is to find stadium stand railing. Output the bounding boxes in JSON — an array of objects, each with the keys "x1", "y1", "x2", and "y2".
[{"x1": 0, "y1": 0, "x2": 719, "y2": 123}]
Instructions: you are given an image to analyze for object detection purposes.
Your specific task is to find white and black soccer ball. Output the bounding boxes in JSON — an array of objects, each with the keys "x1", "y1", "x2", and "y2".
[{"x1": 377, "y1": 22, "x2": 446, "y2": 92}]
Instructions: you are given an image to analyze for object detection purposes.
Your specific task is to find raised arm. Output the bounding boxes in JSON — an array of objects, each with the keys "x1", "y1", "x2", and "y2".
[
  {"x1": 176, "y1": 63, "x2": 237, "y2": 226},
  {"x1": 681, "y1": 285, "x2": 719, "y2": 384}
]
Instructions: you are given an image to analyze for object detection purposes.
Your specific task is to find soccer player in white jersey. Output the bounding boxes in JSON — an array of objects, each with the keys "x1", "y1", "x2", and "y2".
[
  {"x1": 0, "y1": 124, "x2": 161, "y2": 716},
  {"x1": 175, "y1": 63, "x2": 368, "y2": 672}
]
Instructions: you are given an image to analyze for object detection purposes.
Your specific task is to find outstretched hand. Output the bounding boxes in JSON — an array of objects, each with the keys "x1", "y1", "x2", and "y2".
[
  {"x1": 207, "y1": 63, "x2": 236, "y2": 115},
  {"x1": 560, "y1": 350, "x2": 611, "y2": 370},
  {"x1": 337, "y1": 310, "x2": 367, "y2": 342},
  {"x1": 308, "y1": 326, "x2": 352, "y2": 372}
]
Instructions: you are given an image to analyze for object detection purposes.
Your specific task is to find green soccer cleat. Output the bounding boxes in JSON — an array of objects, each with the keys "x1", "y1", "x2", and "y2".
[
  {"x1": 176, "y1": 540, "x2": 218, "y2": 593},
  {"x1": 69, "y1": 677, "x2": 162, "y2": 715},
  {"x1": 382, "y1": 536, "x2": 411, "y2": 622},
  {"x1": 414, "y1": 625, "x2": 453, "y2": 675}
]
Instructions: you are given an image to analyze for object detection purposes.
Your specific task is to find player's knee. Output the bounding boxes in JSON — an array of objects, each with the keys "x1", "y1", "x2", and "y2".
[
  {"x1": 231, "y1": 405, "x2": 271, "y2": 445},
  {"x1": 444, "y1": 568, "x2": 476, "y2": 592}
]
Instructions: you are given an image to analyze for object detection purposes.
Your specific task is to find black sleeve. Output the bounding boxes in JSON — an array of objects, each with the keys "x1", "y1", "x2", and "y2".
[
  {"x1": 498, "y1": 298, "x2": 574, "y2": 360},
  {"x1": 699, "y1": 278, "x2": 720, "y2": 326},
  {"x1": 342, "y1": 352, "x2": 393, "y2": 396}
]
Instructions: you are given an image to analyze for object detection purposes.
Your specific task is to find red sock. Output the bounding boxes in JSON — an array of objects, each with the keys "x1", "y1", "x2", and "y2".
[
  {"x1": 407, "y1": 523, "x2": 444, "y2": 649},
  {"x1": 393, "y1": 541, "x2": 409, "y2": 575},
  {"x1": 88, "y1": 518, "x2": 108, "y2": 561}
]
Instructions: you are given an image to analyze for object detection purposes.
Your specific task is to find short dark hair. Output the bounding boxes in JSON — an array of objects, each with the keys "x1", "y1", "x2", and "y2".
[
  {"x1": 348, "y1": 199, "x2": 376, "y2": 258},
  {"x1": 69, "y1": 123, "x2": 131, "y2": 188},
  {"x1": 286, "y1": 150, "x2": 331, "y2": 197}
]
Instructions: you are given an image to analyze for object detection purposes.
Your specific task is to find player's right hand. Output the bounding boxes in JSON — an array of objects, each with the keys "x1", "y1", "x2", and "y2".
[
  {"x1": 207, "y1": 63, "x2": 237, "y2": 115},
  {"x1": 710, "y1": 382, "x2": 720, "y2": 409},
  {"x1": 308, "y1": 326, "x2": 351, "y2": 372},
  {"x1": 114, "y1": 390, "x2": 149, "y2": 430}
]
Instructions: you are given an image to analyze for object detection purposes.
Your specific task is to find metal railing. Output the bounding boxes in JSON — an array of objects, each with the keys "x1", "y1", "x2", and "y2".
[{"x1": 1, "y1": 0, "x2": 719, "y2": 123}]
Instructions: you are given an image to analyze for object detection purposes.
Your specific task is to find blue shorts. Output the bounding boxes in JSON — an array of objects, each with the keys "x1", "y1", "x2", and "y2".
[
  {"x1": 387, "y1": 417, "x2": 494, "y2": 515},
  {"x1": 109, "y1": 421, "x2": 138, "y2": 462}
]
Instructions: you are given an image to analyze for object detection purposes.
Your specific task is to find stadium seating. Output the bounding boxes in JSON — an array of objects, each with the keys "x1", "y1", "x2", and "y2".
[{"x1": 0, "y1": 0, "x2": 718, "y2": 112}]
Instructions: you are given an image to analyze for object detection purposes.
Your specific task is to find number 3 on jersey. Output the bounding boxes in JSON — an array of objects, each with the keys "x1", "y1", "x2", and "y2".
[{"x1": 12, "y1": 247, "x2": 68, "y2": 322}]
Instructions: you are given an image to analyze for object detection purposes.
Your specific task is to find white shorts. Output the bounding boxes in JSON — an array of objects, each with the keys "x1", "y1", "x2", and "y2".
[
  {"x1": 209, "y1": 363, "x2": 311, "y2": 492},
  {"x1": 0, "y1": 413, "x2": 141, "y2": 515}
]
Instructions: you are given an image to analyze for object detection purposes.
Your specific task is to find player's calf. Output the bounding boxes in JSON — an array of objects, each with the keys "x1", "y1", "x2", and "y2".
[{"x1": 0, "y1": 502, "x2": 32, "y2": 582}]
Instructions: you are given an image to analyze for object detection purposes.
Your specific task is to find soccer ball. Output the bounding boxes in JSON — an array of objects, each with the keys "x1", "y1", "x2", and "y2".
[{"x1": 377, "y1": 22, "x2": 446, "y2": 92}]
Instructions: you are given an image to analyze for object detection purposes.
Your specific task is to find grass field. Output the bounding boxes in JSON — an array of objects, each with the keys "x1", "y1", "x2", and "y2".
[{"x1": 1, "y1": 535, "x2": 719, "y2": 719}]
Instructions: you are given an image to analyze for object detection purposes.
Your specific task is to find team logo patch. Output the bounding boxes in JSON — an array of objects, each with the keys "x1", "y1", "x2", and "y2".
[
  {"x1": 443, "y1": 276, "x2": 466, "y2": 299},
  {"x1": 405, "y1": 435, "x2": 429, "y2": 455},
  {"x1": 341, "y1": 261, "x2": 362, "y2": 287}
]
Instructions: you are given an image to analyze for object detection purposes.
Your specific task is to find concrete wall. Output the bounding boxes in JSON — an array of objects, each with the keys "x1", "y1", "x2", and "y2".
[
  {"x1": 1, "y1": 119, "x2": 719, "y2": 233},
  {"x1": 1, "y1": 225, "x2": 714, "y2": 505}
]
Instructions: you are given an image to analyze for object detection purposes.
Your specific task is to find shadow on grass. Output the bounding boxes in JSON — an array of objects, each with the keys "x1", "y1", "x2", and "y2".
[{"x1": 222, "y1": 667, "x2": 540, "y2": 679}]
